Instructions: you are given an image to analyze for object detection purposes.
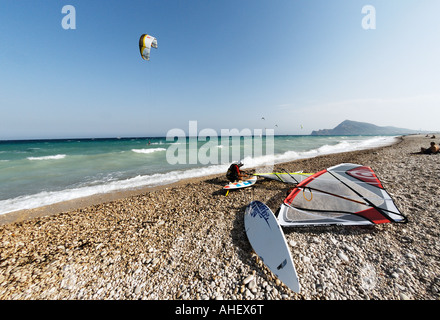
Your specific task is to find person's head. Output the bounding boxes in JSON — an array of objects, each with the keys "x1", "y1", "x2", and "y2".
[{"x1": 431, "y1": 142, "x2": 436, "y2": 146}]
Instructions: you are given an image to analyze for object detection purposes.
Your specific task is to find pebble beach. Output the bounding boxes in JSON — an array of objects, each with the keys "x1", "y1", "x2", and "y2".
[{"x1": 0, "y1": 134, "x2": 439, "y2": 300}]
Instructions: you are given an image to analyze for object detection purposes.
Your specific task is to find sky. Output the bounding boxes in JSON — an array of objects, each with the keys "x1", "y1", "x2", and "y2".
[{"x1": 0, "y1": 0, "x2": 439, "y2": 139}]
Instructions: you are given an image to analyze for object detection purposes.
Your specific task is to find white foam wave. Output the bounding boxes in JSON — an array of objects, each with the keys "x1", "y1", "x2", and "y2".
[
  {"x1": 27, "y1": 154, "x2": 66, "y2": 161},
  {"x1": 0, "y1": 164, "x2": 229, "y2": 215},
  {"x1": 244, "y1": 136, "x2": 398, "y2": 168},
  {"x1": 0, "y1": 136, "x2": 398, "y2": 215},
  {"x1": 132, "y1": 148, "x2": 166, "y2": 154}
]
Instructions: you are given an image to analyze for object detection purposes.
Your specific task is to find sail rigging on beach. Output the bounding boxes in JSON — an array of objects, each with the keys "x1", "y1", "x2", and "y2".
[
  {"x1": 254, "y1": 171, "x2": 313, "y2": 184},
  {"x1": 277, "y1": 163, "x2": 407, "y2": 226}
]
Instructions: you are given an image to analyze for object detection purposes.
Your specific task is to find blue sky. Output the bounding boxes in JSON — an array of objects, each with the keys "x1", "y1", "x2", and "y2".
[{"x1": 0, "y1": 0, "x2": 439, "y2": 139}]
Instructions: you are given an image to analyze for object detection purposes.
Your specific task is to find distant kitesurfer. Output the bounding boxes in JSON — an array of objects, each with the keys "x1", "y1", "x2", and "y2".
[{"x1": 226, "y1": 161, "x2": 249, "y2": 182}]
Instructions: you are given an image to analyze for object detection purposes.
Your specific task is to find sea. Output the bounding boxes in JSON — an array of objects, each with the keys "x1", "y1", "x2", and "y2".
[{"x1": 0, "y1": 135, "x2": 398, "y2": 215}]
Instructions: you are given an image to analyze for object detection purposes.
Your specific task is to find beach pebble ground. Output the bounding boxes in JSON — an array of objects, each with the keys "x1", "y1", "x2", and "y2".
[{"x1": 0, "y1": 135, "x2": 439, "y2": 300}]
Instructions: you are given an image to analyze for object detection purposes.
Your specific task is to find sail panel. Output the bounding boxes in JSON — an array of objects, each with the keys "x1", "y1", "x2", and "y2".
[{"x1": 279, "y1": 163, "x2": 407, "y2": 226}]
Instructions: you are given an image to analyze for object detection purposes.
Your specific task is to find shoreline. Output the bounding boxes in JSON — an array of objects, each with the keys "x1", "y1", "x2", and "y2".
[
  {"x1": 1, "y1": 134, "x2": 439, "y2": 300},
  {"x1": 0, "y1": 174, "x2": 222, "y2": 226},
  {"x1": 0, "y1": 136, "x2": 402, "y2": 226}
]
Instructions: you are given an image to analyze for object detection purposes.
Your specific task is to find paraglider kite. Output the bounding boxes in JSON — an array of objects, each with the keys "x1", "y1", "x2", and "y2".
[{"x1": 139, "y1": 34, "x2": 157, "y2": 61}]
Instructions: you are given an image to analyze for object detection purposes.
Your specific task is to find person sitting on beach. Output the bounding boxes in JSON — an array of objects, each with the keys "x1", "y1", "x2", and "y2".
[
  {"x1": 420, "y1": 142, "x2": 440, "y2": 154},
  {"x1": 226, "y1": 161, "x2": 249, "y2": 182}
]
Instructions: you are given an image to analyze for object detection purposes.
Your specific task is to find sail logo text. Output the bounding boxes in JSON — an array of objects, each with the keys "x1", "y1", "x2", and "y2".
[{"x1": 251, "y1": 203, "x2": 271, "y2": 229}]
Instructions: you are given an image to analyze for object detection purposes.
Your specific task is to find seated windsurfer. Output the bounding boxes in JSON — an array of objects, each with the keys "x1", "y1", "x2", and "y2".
[
  {"x1": 417, "y1": 141, "x2": 440, "y2": 154},
  {"x1": 226, "y1": 161, "x2": 249, "y2": 182}
]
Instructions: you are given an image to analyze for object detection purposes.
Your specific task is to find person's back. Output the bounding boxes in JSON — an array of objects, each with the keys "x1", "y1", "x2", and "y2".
[
  {"x1": 431, "y1": 142, "x2": 440, "y2": 153},
  {"x1": 226, "y1": 164, "x2": 240, "y2": 182},
  {"x1": 226, "y1": 162, "x2": 245, "y2": 182}
]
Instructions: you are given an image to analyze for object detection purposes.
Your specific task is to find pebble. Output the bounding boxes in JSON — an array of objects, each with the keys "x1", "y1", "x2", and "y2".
[
  {"x1": 289, "y1": 240, "x2": 297, "y2": 247},
  {"x1": 302, "y1": 256, "x2": 311, "y2": 263},
  {"x1": 243, "y1": 275, "x2": 254, "y2": 285},
  {"x1": 337, "y1": 250, "x2": 349, "y2": 262},
  {"x1": 0, "y1": 135, "x2": 438, "y2": 300},
  {"x1": 399, "y1": 293, "x2": 411, "y2": 300},
  {"x1": 406, "y1": 253, "x2": 416, "y2": 259},
  {"x1": 134, "y1": 285, "x2": 142, "y2": 295},
  {"x1": 247, "y1": 280, "x2": 256, "y2": 290}
]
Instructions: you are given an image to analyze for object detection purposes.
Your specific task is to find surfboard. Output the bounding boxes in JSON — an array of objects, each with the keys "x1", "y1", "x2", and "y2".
[
  {"x1": 223, "y1": 175, "x2": 257, "y2": 190},
  {"x1": 244, "y1": 200, "x2": 300, "y2": 293}
]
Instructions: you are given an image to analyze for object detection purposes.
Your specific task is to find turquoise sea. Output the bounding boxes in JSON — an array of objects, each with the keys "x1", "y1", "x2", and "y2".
[{"x1": 0, "y1": 135, "x2": 398, "y2": 215}]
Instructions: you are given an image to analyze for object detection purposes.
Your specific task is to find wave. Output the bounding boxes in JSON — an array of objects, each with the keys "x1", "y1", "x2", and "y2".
[
  {"x1": 27, "y1": 154, "x2": 66, "y2": 161},
  {"x1": 245, "y1": 136, "x2": 398, "y2": 168},
  {"x1": 131, "y1": 148, "x2": 166, "y2": 154},
  {"x1": 0, "y1": 164, "x2": 229, "y2": 215},
  {"x1": 0, "y1": 136, "x2": 398, "y2": 215}
]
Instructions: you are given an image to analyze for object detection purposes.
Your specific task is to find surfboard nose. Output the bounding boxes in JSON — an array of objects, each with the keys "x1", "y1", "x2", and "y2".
[{"x1": 244, "y1": 201, "x2": 300, "y2": 293}]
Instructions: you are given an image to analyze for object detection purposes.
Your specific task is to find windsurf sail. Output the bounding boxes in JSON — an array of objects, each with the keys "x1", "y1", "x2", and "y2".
[
  {"x1": 254, "y1": 171, "x2": 313, "y2": 185},
  {"x1": 277, "y1": 163, "x2": 407, "y2": 226}
]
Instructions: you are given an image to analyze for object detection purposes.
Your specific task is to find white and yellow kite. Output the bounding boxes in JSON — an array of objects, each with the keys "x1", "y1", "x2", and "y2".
[{"x1": 139, "y1": 34, "x2": 158, "y2": 61}]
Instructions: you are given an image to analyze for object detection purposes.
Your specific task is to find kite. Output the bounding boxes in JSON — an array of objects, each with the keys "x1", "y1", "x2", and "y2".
[{"x1": 139, "y1": 34, "x2": 158, "y2": 61}]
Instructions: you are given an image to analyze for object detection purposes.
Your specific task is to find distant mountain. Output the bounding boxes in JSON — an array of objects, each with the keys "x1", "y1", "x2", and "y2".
[{"x1": 311, "y1": 120, "x2": 421, "y2": 136}]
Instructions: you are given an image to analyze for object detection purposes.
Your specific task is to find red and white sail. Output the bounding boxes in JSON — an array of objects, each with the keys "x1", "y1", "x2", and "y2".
[{"x1": 278, "y1": 163, "x2": 407, "y2": 226}]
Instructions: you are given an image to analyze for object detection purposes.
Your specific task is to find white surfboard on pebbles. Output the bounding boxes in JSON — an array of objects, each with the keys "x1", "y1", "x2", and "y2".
[
  {"x1": 223, "y1": 175, "x2": 257, "y2": 190},
  {"x1": 244, "y1": 200, "x2": 300, "y2": 293}
]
